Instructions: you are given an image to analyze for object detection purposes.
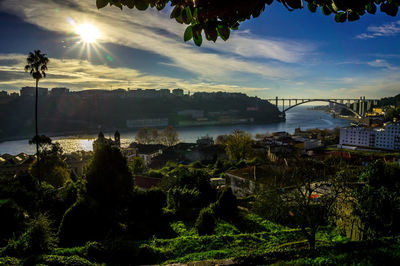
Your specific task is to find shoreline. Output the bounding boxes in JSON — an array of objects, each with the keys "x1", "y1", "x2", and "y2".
[{"x1": 0, "y1": 119, "x2": 285, "y2": 143}]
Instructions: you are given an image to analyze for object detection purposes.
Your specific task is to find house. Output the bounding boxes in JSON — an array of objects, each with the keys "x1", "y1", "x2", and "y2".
[
  {"x1": 129, "y1": 143, "x2": 165, "y2": 166},
  {"x1": 225, "y1": 165, "x2": 287, "y2": 197}
]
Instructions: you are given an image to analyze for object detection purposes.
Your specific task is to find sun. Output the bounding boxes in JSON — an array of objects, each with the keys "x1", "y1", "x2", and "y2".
[{"x1": 75, "y1": 23, "x2": 100, "y2": 43}]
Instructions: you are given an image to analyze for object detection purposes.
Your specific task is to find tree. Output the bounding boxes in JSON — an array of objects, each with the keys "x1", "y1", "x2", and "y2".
[
  {"x1": 25, "y1": 50, "x2": 49, "y2": 183},
  {"x1": 225, "y1": 130, "x2": 253, "y2": 161},
  {"x1": 136, "y1": 127, "x2": 153, "y2": 144},
  {"x1": 129, "y1": 156, "x2": 146, "y2": 175},
  {"x1": 96, "y1": 0, "x2": 400, "y2": 46},
  {"x1": 159, "y1": 126, "x2": 179, "y2": 146},
  {"x1": 253, "y1": 159, "x2": 339, "y2": 249},
  {"x1": 384, "y1": 107, "x2": 400, "y2": 122},
  {"x1": 86, "y1": 144, "x2": 133, "y2": 204},
  {"x1": 353, "y1": 161, "x2": 400, "y2": 239},
  {"x1": 29, "y1": 141, "x2": 72, "y2": 188}
]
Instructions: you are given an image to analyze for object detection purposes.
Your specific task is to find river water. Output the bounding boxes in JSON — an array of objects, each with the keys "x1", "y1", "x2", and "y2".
[{"x1": 0, "y1": 106, "x2": 350, "y2": 155}]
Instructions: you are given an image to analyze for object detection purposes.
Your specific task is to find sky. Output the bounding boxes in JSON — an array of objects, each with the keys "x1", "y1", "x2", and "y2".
[{"x1": 0, "y1": 0, "x2": 399, "y2": 99}]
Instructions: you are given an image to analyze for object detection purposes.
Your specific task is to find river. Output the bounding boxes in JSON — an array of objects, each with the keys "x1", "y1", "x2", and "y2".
[{"x1": 0, "y1": 105, "x2": 350, "y2": 155}]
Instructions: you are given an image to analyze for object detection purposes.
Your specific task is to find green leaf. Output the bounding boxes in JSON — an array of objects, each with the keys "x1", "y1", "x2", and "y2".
[
  {"x1": 135, "y1": 0, "x2": 149, "y2": 11},
  {"x1": 193, "y1": 34, "x2": 202, "y2": 46},
  {"x1": 381, "y1": 3, "x2": 398, "y2": 17},
  {"x1": 321, "y1": 5, "x2": 332, "y2": 16},
  {"x1": 126, "y1": 0, "x2": 135, "y2": 9},
  {"x1": 192, "y1": 25, "x2": 203, "y2": 46},
  {"x1": 307, "y1": 2, "x2": 317, "y2": 13},
  {"x1": 96, "y1": 0, "x2": 109, "y2": 9},
  {"x1": 170, "y1": 6, "x2": 180, "y2": 19},
  {"x1": 334, "y1": 12, "x2": 347, "y2": 23},
  {"x1": 156, "y1": 1, "x2": 166, "y2": 10},
  {"x1": 184, "y1": 26, "x2": 193, "y2": 42},
  {"x1": 204, "y1": 25, "x2": 218, "y2": 42},
  {"x1": 347, "y1": 11, "x2": 360, "y2": 21},
  {"x1": 182, "y1": 7, "x2": 192, "y2": 24},
  {"x1": 217, "y1": 25, "x2": 230, "y2": 41},
  {"x1": 365, "y1": 2, "x2": 377, "y2": 14}
]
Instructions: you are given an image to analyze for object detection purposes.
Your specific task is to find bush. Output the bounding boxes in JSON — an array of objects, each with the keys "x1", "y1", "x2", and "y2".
[
  {"x1": 58, "y1": 197, "x2": 110, "y2": 246},
  {"x1": 213, "y1": 187, "x2": 237, "y2": 219},
  {"x1": 167, "y1": 187, "x2": 202, "y2": 220},
  {"x1": 38, "y1": 254, "x2": 94, "y2": 266},
  {"x1": 0, "y1": 173, "x2": 40, "y2": 212},
  {"x1": 4, "y1": 213, "x2": 56, "y2": 257},
  {"x1": 196, "y1": 207, "x2": 216, "y2": 235},
  {"x1": 0, "y1": 199, "x2": 26, "y2": 246}
]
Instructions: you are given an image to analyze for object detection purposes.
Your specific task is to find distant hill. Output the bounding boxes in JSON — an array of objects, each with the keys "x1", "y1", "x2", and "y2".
[
  {"x1": 378, "y1": 93, "x2": 400, "y2": 107},
  {"x1": 0, "y1": 91, "x2": 283, "y2": 141}
]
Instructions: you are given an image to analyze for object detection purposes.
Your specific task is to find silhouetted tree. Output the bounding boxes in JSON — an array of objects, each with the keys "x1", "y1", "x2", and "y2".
[
  {"x1": 86, "y1": 144, "x2": 133, "y2": 204},
  {"x1": 25, "y1": 50, "x2": 49, "y2": 183},
  {"x1": 97, "y1": 0, "x2": 400, "y2": 46}
]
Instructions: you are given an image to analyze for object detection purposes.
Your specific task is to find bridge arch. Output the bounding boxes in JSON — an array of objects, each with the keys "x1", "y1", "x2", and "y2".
[{"x1": 282, "y1": 99, "x2": 362, "y2": 118}]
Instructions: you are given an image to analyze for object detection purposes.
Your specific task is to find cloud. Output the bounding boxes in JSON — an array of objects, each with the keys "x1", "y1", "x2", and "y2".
[
  {"x1": 0, "y1": 0, "x2": 312, "y2": 82},
  {"x1": 0, "y1": 53, "x2": 272, "y2": 93},
  {"x1": 356, "y1": 20, "x2": 400, "y2": 39},
  {"x1": 367, "y1": 59, "x2": 392, "y2": 68}
]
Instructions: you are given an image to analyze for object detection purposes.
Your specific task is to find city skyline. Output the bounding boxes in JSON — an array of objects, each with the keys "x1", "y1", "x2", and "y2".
[{"x1": 0, "y1": 1, "x2": 400, "y2": 98}]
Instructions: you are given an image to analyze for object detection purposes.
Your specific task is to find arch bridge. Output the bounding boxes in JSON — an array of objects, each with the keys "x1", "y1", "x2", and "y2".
[{"x1": 265, "y1": 97, "x2": 379, "y2": 118}]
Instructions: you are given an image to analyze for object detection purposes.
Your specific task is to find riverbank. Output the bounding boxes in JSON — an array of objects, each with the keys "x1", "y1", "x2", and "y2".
[{"x1": 0, "y1": 106, "x2": 351, "y2": 155}]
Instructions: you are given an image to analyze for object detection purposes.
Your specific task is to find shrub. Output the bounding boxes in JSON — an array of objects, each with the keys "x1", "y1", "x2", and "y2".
[
  {"x1": 5, "y1": 213, "x2": 56, "y2": 257},
  {"x1": 38, "y1": 254, "x2": 94, "y2": 266},
  {"x1": 167, "y1": 187, "x2": 202, "y2": 220},
  {"x1": 58, "y1": 197, "x2": 110, "y2": 247},
  {"x1": 213, "y1": 187, "x2": 238, "y2": 219},
  {"x1": 0, "y1": 199, "x2": 26, "y2": 246},
  {"x1": 196, "y1": 207, "x2": 216, "y2": 235}
]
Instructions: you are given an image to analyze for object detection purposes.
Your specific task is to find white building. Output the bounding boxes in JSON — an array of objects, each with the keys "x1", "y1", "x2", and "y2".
[
  {"x1": 339, "y1": 123, "x2": 400, "y2": 151},
  {"x1": 339, "y1": 127, "x2": 375, "y2": 148},
  {"x1": 375, "y1": 123, "x2": 400, "y2": 150}
]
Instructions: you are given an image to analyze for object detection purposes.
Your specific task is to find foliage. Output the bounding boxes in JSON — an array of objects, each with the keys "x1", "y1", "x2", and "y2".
[
  {"x1": 167, "y1": 187, "x2": 202, "y2": 220},
  {"x1": 161, "y1": 165, "x2": 216, "y2": 203},
  {"x1": 354, "y1": 160, "x2": 400, "y2": 238},
  {"x1": 58, "y1": 197, "x2": 110, "y2": 246},
  {"x1": 38, "y1": 254, "x2": 94, "y2": 266},
  {"x1": 128, "y1": 156, "x2": 146, "y2": 175},
  {"x1": 4, "y1": 213, "x2": 56, "y2": 257},
  {"x1": 196, "y1": 206, "x2": 216, "y2": 235},
  {"x1": 253, "y1": 159, "x2": 338, "y2": 248},
  {"x1": 213, "y1": 187, "x2": 238, "y2": 220},
  {"x1": 25, "y1": 50, "x2": 49, "y2": 80},
  {"x1": 122, "y1": 188, "x2": 172, "y2": 240},
  {"x1": 29, "y1": 141, "x2": 72, "y2": 188},
  {"x1": 0, "y1": 199, "x2": 26, "y2": 246},
  {"x1": 85, "y1": 144, "x2": 133, "y2": 203},
  {"x1": 135, "y1": 127, "x2": 159, "y2": 144},
  {"x1": 135, "y1": 126, "x2": 179, "y2": 146},
  {"x1": 385, "y1": 106, "x2": 400, "y2": 122},
  {"x1": 97, "y1": 0, "x2": 400, "y2": 46},
  {"x1": 170, "y1": 221, "x2": 197, "y2": 237},
  {"x1": 0, "y1": 257, "x2": 21, "y2": 265},
  {"x1": 160, "y1": 126, "x2": 179, "y2": 146},
  {"x1": 225, "y1": 130, "x2": 253, "y2": 161}
]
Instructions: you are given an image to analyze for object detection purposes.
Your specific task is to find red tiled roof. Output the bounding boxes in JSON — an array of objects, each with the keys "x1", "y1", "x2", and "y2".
[{"x1": 134, "y1": 175, "x2": 161, "y2": 190}]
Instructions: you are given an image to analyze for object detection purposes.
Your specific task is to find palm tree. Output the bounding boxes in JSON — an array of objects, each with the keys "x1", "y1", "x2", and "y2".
[{"x1": 25, "y1": 50, "x2": 49, "y2": 183}]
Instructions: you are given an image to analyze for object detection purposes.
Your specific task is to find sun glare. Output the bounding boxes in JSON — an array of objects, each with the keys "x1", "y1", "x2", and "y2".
[{"x1": 75, "y1": 23, "x2": 100, "y2": 43}]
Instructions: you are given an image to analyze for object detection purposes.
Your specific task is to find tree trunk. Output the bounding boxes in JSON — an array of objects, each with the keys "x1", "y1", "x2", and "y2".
[{"x1": 35, "y1": 78, "x2": 41, "y2": 184}]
